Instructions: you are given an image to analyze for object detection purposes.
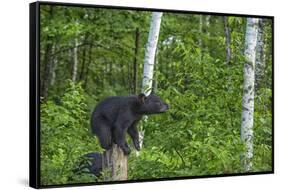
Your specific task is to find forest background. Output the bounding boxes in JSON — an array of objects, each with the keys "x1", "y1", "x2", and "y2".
[{"x1": 39, "y1": 4, "x2": 273, "y2": 186}]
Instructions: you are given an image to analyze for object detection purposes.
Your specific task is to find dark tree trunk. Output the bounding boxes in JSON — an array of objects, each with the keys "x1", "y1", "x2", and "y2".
[
  {"x1": 50, "y1": 45, "x2": 57, "y2": 86},
  {"x1": 133, "y1": 28, "x2": 140, "y2": 94},
  {"x1": 102, "y1": 59, "x2": 106, "y2": 88},
  {"x1": 127, "y1": 57, "x2": 132, "y2": 93},
  {"x1": 120, "y1": 63, "x2": 126, "y2": 88},
  {"x1": 223, "y1": 16, "x2": 231, "y2": 64},
  {"x1": 108, "y1": 62, "x2": 113, "y2": 86},
  {"x1": 83, "y1": 46, "x2": 92, "y2": 91},
  {"x1": 199, "y1": 15, "x2": 203, "y2": 62},
  {"x1": 41, "y1": 43, "x2": 53, "y2": 99},
  {"x1": 41, "y1": 7, "x2": 54, "y2": 99}
]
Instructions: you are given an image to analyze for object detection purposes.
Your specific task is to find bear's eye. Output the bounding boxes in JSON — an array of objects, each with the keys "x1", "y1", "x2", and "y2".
[{"x1": 156, "y1": 102, "x2": 161, "y2": 106}]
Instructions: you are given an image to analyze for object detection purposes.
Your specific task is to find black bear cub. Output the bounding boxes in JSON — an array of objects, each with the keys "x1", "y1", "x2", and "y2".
[{"x1": 91, "y1": 93, "x2": 169, "y2": 155}]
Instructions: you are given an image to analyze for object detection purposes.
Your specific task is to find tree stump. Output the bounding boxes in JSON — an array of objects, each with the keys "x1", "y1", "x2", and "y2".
[{"x1": 102, "y1": 144, "x2": 128, "y2": 181}]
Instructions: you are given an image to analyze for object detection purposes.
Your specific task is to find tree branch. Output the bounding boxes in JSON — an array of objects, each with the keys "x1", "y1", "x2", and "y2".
[{"x1": 174, "y1": 148, "x2": 186, "y2": 167}]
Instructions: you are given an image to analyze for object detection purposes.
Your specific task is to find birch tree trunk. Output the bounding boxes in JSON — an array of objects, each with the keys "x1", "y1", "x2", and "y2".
[
  {"x1": 223, "y1": 16, "x2": 231, "y2": 64},
  {"x1": 241, "y1": 18, "x2": 259, "y2": 172},
  {"x1": 152, "y1": 48, "x2": 158, "y2": 93},
  {"x1": 255, "y1": 19, "x2": 266, "y2": 89},
  {"x1": 142, "y1": 12, "x2": 163, "y2": 95},
  {"x1": 205, "y1": 15, "x2": 210, "y2": 37},
  {"x1": 72, "y1": 38, "x2": 78, "y2": 82},
  {"x1": 139, "y1": 12, "x2": 163, "y2": 154},
  {"x1": 79, "y1": 35, "x2": 89, "y2": 81}
]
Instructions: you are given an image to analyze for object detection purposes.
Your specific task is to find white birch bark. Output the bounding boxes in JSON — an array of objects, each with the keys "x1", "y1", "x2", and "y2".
[
  {"x1": 241, "y1": 18, "x2": 259, "y2": 171},
  {"x1": 139, "y1": 12, "x2": 163, "y2": 156},
  {"x1": 255, "y1": 19, "x2": 266, "y2": 88},
  {"x1": 206, "y1": 15, "x2": 210, "y2": 36},
  {"x1": 142, "y1": 12, "x2": 163, "y2": 96},
  {"x1": 72, "y1": 38, "x2": 78, "y2": 82}
]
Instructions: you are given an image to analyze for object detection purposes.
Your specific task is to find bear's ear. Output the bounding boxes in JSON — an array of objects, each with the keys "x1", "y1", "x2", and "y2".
[{"x1": 138, "y1": 93, "x2": 147, "y2": 104}]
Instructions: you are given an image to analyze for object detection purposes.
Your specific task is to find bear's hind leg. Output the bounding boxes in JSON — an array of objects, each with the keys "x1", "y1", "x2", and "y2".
[
  {"x1": 98, "y1": 125, "x2": 112, "y2": 150},
  {"x1": 93, "y1": 120, "x2": 113, "y2": 150}
]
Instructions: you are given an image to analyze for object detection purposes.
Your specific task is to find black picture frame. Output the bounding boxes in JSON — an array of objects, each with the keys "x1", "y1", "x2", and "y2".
[{"x1": 30, "y1": 1, "x2": 274, "y2": 189}]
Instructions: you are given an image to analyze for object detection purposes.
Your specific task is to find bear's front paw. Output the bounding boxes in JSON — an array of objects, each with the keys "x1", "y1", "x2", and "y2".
[
  {"x1": 134, "y1": 140, "x2": 140, "y2": 151},
  {"x1": 122, "y1": 146, "x2": 131, "y2": 155}
]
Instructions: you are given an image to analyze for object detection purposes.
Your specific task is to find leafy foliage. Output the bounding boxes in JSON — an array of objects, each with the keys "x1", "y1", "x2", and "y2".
[{"x1": 40, "y1": 81, "x2": 102, "y2": 185}]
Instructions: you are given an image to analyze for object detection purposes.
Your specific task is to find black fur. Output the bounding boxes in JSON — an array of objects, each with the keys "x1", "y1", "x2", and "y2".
[{"x1": 91, "y1": 93, "x2": 169, "y2": 155}]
